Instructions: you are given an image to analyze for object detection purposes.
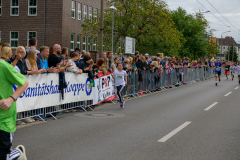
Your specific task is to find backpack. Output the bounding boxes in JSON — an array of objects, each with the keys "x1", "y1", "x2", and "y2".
[{"x1": 168, "y1": 67, "x2": 173, "y2": 75}]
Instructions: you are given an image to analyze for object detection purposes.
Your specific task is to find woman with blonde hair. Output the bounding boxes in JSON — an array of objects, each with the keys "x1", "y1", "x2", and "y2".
[
  {"x1": 26, "y1": 50, "x2": 46, "y2": 73},
  {"x1": 0, "y1": 46, "x2": 12, "y2": 63},
  {"x1": 11, "y1": 46, "x2": 41, "y2": 75}
]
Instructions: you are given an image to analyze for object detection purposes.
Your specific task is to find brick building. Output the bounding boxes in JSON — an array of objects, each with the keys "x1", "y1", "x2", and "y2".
[{"x1": 0, "y1": 0, "x2": 107, "y2": 52}]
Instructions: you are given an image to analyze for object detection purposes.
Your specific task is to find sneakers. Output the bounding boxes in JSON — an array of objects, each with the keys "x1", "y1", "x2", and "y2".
[
  {"x1": 16, "y1": 145, "x2": 27, "y2": 160},
  {"x1": 215, "y1": 83, "x2": 217, "y2": 86},
  {"x1": 219, "y1": 78, "x2": 221, "y2": 82},
  {"x1": 122, "y1": 101, "x2": 125, "y2": 108},
  {"x1": 227, "y1": 77, "x2": 228, "y2": 80},
  {"x1": 120, "y1": 101, "x2": 123, "y2": 108}
]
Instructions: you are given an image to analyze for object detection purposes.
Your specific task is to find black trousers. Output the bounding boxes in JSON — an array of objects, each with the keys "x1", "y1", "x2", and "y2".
[
  {"x1": 0, "y1": 130, "x2": 11, "y2": 160},
  {"x1": 116, "y1": 85, "x2": 124, "y2": 102}
]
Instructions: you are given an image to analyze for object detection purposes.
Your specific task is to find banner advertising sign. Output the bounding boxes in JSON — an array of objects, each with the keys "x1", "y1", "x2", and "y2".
[
  {"x1": 15, "y1": 73, "x2": 93, "y2": 112},
  {"x1": 93, "y1": 72, "x2": 116, "y2": 105}
]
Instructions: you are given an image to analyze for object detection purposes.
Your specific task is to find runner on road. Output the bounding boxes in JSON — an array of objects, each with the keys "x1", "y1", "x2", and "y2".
[
  {"x1": 225, "y1": 61, "x2": 230, "y2": 80},
  {"x1": 230, "y1": 62, "x2": 235, "y2": 81},
  {"x1": 235, "y1": 62, "x2": 240, "y2": 85},
  {"x1": 214, "y1": 58, "x2": 222, "y2": 86},
  {"x1": 0, "y1": 60, "x2": 29, "y2": 160},
  {"x1": 112, "y1": 63, "x2": 127, "y2": 108}
]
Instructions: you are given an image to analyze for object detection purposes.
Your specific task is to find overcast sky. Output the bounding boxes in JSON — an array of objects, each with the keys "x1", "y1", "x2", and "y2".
[{"x1": 166, "y1": 0, "x2": 240, "y2": 43}]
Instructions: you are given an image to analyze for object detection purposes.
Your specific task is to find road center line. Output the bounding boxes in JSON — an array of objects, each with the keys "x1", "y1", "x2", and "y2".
[
  {"x1": 204, "y1": 102, "x2": 218, "y2": 111},
  {"x1": 235, "y1": 86, "x2": 239, "y2": 90},
  {"x1": 158, "y1": 121, "x2": 191, "y2": 143},
  {"x1": 224, "y1": 92, "x2": 232, "y2": 97}
]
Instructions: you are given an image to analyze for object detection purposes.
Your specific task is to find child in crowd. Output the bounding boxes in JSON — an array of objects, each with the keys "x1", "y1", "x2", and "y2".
[{"x1": 112, "y1": 63, "x2": 127, "y2": 108}]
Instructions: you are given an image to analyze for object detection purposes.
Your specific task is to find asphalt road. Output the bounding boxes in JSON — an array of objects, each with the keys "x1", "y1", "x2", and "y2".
[{"x1": 13, "y1": 76, "x2": 240, "y2": 160}]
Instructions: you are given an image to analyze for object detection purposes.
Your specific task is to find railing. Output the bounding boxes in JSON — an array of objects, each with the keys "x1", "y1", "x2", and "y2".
[{"x1": 17, "y1": 67, "x2": 223, "y2": 122}]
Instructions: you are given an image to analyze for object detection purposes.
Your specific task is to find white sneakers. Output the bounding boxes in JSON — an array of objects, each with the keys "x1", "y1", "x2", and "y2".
[{"x1": 16, "y1": 145, "x2": 27, "y2": 160}]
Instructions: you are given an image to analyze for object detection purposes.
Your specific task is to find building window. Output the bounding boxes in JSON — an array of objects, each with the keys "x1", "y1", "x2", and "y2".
[
  {"x1": 94, "y1": 8, "x2": 98, "y2": 21},
  {"x1": 71, "y1": 1, "x2": 75, "y2": 19},
  {"x1": 27, "y1": 31, "x2": 37, "y2": 46},
  {"x1": 89, "y1": 7, "x2": 92, "y2": 20},
  {"x1": 223, "y1": 47, "x2": 225, "y2": 49},
  {"x1": 71, "y1": 34, "x2": 75, "y2": 51},
  {"x1": 83, "y1": 36, "x2": 86, "y2": 51},
  {"x1": 28, "y1": 0, "x2": 37, "y2": 16},
  {"x1": 11, "y1": 0, "x2": 19, "y2": 16},
  {"x1": 88, "y1": 37, "x2": 92, "y2": 51},
  {"x1": 0, "y1": 0, "x2": 2, "y2": 16},
  {"x1": 84, "y1": 5, "x2": 87, "y2": 20},
  {"x1": 78, "y1": 3, "x2": 81, "y2": 20},
  {"x1": 10, "y1": 31, "x2": 19, "y2": 48},
  {"x1": 77, "y1": 35, "x2": 81, "y2": 49},
  {"x1": 93, "y1": 39, "x2": 96, "y2": 50}
]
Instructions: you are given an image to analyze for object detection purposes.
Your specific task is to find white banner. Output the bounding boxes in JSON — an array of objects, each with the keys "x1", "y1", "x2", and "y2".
[
  {"x1": 93, "y1": 74, "x2": 114, "y2": 105},
  {"x1": 15, "y1": 73, "x2": 93, "y2": 112},
  {"x1": 125, "y1": 36, "x2": 135, "y2": 54}
]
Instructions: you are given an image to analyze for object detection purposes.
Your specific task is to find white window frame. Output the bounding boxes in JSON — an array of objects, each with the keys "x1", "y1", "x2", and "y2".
[
  {"x1": 93, "y1": 39, "x2": 96, "y2": 50},
  {"x1": 83, "y1": 36, "x2": 86, "y2": 51},
  {"x1": 71, "y1": 1, "x2": 76, "y2": 19},
  {"x1": 10, "y1": 31, "x2": 19, "y2": 48},
  {"x1": 71, "y1": 34, "x2": 75, "y2": 51},
  {"x1": 28, "y1": 0, "x2": 37, "y2": 16},
  {"x1": 78, "y1": 3, "x2": 82, "y2": 20},
  {"x1": 84, "y1": 5, "x2": 87, "y2": 20},
  {"x1": 77, "y1": 35, "x2": 81, "y2": 49},
  {"x1": 27, "y1": 31, "x2": 37, "y2": 46},
  {"x1": 10, "y1": 0, "x2": 19, "y2": 16},
  {"x1": 94, "y1": 8, "x2": 98, "y2": 21},
  {"x1": 89, "y1": 7, "x2": 92, "y2": 20},
  {"x1": 0, "y1": 0, "x2": 2, "y2": 16},
  {"x1": 88, "y1": 37, "x2": 91, "y2": 51}
]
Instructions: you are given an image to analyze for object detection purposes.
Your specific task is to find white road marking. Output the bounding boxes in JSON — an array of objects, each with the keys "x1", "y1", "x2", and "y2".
[
  {"x1": 204, "y1": 102, "x2": 218, "y2": 111},
  {"x1": 235, "y1": 86, "x2": 239, "y2": 90},
  {"x1": 224, "y1": 92, "x2": 232, "y2": 96},
  {"x1": 158, "y1": 121, "x2": 191, "y2": 143}
]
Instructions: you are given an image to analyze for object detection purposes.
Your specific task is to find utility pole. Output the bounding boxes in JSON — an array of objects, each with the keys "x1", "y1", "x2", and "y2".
[{"x1": 99, "y1": 0, "x2": 104, "y2": 56}]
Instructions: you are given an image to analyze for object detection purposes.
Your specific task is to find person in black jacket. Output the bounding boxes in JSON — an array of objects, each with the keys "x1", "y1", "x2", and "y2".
[{"x1": 136, "y1": 55, "x2": 143, "y2": 70}]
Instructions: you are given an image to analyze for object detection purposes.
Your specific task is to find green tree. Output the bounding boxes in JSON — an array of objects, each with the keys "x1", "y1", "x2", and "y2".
[
  {"x1": 171, "y1": 7, "x2": 210, "y2": 59},
  {"x1": 81, "y1": 0, "x2": 183, "y2": 56},
  {"x1": 225, "y1": 44, "x2": 238, "y2": 62}
]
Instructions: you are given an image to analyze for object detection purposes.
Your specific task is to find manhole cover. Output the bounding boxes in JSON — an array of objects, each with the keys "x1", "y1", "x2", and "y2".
[
  {"x1": 85, "y1": 113, "x2": 114, "y2": 117},
  {"x1": 74, "y1": 112, "x2": 124, "y2": 118}
]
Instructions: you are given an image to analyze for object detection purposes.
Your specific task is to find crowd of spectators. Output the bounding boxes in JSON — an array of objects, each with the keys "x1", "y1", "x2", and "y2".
[{"x1": 0, "y1": 37, "x2": 236, "y2": 124}]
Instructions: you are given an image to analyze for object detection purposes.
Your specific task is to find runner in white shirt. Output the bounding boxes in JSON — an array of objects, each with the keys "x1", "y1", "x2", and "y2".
[
  {"x1": 112, "y1": 63, "x2": 127, "y2": 108},
  {"x1": 235, "y1": 62, "x2": 240, "y2": 85}
]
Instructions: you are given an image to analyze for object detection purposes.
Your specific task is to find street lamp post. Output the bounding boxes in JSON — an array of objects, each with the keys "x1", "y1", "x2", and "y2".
[
  {"x1": 110, "y1": 5, "x2": 117, "y2": 52},
  {"x1": 221, "y1": 30, "x2": 231, "y2": 60}
]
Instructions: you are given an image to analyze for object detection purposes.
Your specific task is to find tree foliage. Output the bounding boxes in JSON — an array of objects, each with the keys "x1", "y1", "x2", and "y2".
[
  {"x1": 82, "y1": 2, "x2": 215, "y2": 59},
  {"x1": 82, "y1": 0, "x2": 183, "y2": 56},
  {"x1": 171, "y1": 7, "x2": 211, "y2": 59},
  {"x1": 225, "y1": 44, "x2": 238, "y2": 62}
]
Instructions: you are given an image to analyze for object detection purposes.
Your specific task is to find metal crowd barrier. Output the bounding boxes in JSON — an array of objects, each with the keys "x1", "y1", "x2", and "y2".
[{"x1": 17, "y1": 66, "x2": 222, "y2": 122}]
